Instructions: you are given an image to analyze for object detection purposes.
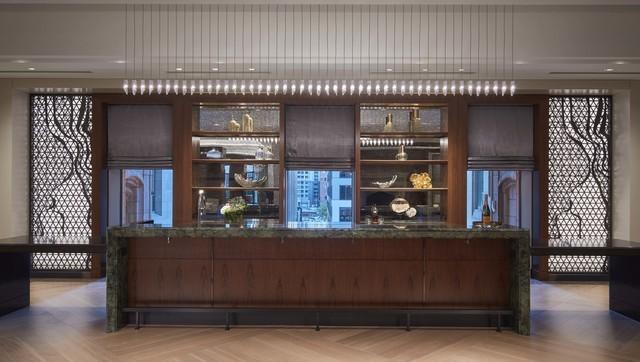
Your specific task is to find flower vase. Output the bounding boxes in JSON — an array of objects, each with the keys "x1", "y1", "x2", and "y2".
[{"x1": 224, "y1": 212, "x2": 244, "y2": 227}]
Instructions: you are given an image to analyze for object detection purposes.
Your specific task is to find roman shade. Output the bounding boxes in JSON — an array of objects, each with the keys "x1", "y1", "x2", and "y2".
[
  {"x1": 107, "y1": 105, "x2": 173, "y2": 168},
  {"x1": 467, "y1": 106, "x2": 534, "y2": 170},
  {"x1": 285, "y1": 106, "x2": 355, "y2": 170}
]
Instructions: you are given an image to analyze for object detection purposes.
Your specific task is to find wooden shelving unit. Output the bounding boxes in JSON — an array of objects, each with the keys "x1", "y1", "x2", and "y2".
[
  {"x1": 357, "y1": 104, "x2": 449, "y2": 223},
  {"x1": 191, "y1": 103, "x2": 283, "y2": 222}
]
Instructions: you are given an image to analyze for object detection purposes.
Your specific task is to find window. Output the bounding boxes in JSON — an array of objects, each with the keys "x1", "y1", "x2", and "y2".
[
  {"x1": 286, "y1": 170, "x2": 353, "y2": 225},
  {"x1": 339, "y1": 207, "x2": 352, "y2": 222},
  {"x1": 122, "y1": 169, "x2": 173, "y2": 226},
  {"x1": 339, "y1": 185, "x2": 352, "y2": 200}
]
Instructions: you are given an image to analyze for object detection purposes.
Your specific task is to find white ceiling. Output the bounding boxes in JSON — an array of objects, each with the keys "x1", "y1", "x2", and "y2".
[{"x1": 1, "y1": 3, "x2": 639, "y2": 85}]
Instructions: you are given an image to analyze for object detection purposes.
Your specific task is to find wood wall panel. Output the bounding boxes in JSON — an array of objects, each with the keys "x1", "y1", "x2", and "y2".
[
  {"x1": 212, "y1": 259, "x2": 423, "y2": 307},
  {"x1": 425, "y1": 238, "x2": 510, "y2": 261},
  {"x1": 213, "y1": 237, "x2": 422, "y2": 260},
  {"x1": 129, "y1": 258, "x2": 212, "y2": 307},
  {"x1": 424, "y1": 260, "x2": 510, "y2": 307}
]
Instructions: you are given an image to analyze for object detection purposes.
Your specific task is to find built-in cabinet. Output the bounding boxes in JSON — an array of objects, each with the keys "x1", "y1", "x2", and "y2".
[
  {"x1": 191, "y1": 104, "x2": 284, "y2": 222},
  {"x1": 357, "y1": 104, "x2": 449, "y2": 223},
  {"x1": 189, "y1": 102, "x2": 450, "y2": 224}
]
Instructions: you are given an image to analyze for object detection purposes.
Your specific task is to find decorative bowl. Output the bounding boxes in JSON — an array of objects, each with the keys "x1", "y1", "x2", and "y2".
[
  {"x1": 234, "y1": 173, "x2": 267, "y2": 188},
  {"x1": 371, "y1": 175, "x2": 397, "y2": 189}
]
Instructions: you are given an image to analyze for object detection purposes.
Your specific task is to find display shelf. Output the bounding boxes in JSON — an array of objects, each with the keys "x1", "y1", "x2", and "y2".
[
  {"x1": 192, "y1": 103, "x2": 283, "y2": 223},
  {"x1": 192, "y1": 131, "x2": 280, "y2": 137},
  {"x1": 192, "y1": 159, "x2": 280, "y2": 164},
  {"x1": 360, "y1": 160, "x2": 447, "y2": 165},
  {"x1": 360, "y1": 187, "x2": 448, "y2": 192},
  {"x1": 192, "y1": 186, "x2": 280, "y2": 191},
  {"x1": 360, "y1": 132, "x2": 448, "y2": 138},
  {"x1": 357, "y1": 103, "x2": 449, "y2": 223}
]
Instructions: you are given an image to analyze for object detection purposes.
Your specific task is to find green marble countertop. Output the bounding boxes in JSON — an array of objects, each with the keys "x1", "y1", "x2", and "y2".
[{"x1": 108, "y1": 222, "x2": 529, "y2": 240}]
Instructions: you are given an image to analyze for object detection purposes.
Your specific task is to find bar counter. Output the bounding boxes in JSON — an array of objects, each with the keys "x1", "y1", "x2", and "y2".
[{"x1": 107, "y1": 223, "x2": 530, "y2": 334}]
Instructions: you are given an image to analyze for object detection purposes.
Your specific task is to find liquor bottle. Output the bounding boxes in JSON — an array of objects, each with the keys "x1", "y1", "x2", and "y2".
[
  {"x1": 409, "y1": 109, "x2": 421, "y2": 133},
  {"x1": 371, "y1": 204, "x2": 379, "y2": 224},
  {"x1": 482, "y1": 194, "x2": 491, "y2": 226}
]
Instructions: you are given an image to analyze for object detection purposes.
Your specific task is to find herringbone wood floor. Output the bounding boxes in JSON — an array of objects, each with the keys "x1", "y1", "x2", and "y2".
[{"x1": 0, "y1": 279, "x2": 639, "y2": 361}]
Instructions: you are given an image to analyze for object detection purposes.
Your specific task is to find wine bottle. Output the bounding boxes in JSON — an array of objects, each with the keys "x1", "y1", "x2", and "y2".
[{"x1": 482, "y1": 194, "x2": 491, "y2": 225}]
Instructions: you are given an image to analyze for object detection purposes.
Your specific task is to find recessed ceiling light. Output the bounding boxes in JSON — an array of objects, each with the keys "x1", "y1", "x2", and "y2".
[
  {"x1": 386, "y1": 68, "x2": 393, "y2": 72},
  {"x1": 614, "y1": 61, "x2": 626, "y2": 65},
  {"x1": 515, "y1": 60, "x2": 527, "y2": 65},
  {"x1": 175, "y1": 67, "x2": 183, "y2": 71},
  {"x1": 421, "y1": 68, "x2": 428, "y2": 72},
  {"x1": 114, "y1": 60, "x2": 126, "y2": 64},
  {"x1": 28, "y1": 67, "x2": 35, "y2": 71},
  {"x1": 248, "y1": 67, "x2": 255, "y2": 71},
  {"x1": 211, "y1": 67, "x2": 219, "y2": 71},
  {"x1": 458, "y1": 68, "x2": 465, "y2": 72},
  {"x1": 605, "y1": 68, "x2": 614, "y2": 72},
  {"x1": 13, "y1": 60, "x2": 28, "y2": 64}
]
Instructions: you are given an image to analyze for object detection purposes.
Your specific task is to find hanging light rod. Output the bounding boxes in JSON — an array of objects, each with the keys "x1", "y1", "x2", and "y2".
[{"x1": 122, "y1": 4, "x2": 517, "y2": 97}]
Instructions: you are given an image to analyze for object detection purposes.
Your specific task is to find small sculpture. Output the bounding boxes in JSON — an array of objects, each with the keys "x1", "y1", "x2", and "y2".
[
  {"x1": 383, "y1": 113, "x2": 394, "y2": 132},
  {"x1": 371, "y1": 175, "x2": 397, "y2": 189},
  {"x1": 409, "y1": 109, "x2": 421, "y2": 133},
  {"x1": 405, "y1": 207, "x2": 417, "y2": 218},
  {"x1": 390, "y1": 198, "x2": 410, "y2": 214},
  {"x1": 241, "y1": 113, "x2": 254, "y2": 132},
  {"x1": 409, "y1": 172, "x2": 433, "y2": 189},
  {"x1": 395, "y1": 145, "x2": 408, "y2": 161},
  {"x1": 228, "y1": 118, "x2": 241, "y2": 131}
]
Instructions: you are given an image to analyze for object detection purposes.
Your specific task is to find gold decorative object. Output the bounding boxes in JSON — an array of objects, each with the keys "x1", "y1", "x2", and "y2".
[
  {"x1": 409, "y1": 109, "x2": 421, "y2": 132},
  {"x1": 383, "y1": 113, "x2": 394, "y2": 132},
  {"x1": 390, "y1": 198, "x2": 410, "y2": 214},
  {"x1": 371, "y1": 175, "x2": 397, "y2": 189},
  {"x1": 234, "y1": 173, "x2": 267, "y2": 188},
  {"x1": 241, "y1": 113, "x2": 254, "y2": 132},
  {"x1": 228, "y1": 118, "x2": 241, "y2": 131},
  {"x1": 409, "y1": 172, "x2": 433, "y2": 189},
  {"x1": 395, "y1": 145, "x2": 408, "y2": 160}
]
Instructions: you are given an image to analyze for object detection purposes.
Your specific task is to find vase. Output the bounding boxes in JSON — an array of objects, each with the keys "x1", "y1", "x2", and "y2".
[{"x1": 224, "y1": 212, "x2": 244, "y2": 227}]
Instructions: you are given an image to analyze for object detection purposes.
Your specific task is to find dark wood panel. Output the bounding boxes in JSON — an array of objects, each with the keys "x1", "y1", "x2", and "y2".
[
  {"x1": 425, "y1": 238, "x2": 510, "y2": 261},
  {"x1": 129, "y1": 237, "x2": 212, "y2": 260},
  {"x1": 0, "y1": 252, "x2": 30, "y2": 316},
  {"x1": 314, "y1": 260, "x2": 423, "y2": 307},
  {"x1": 213, "y1": 259, "x2": 422, "y2": 307},
  {"x1": 128, "y1": 258, "x2": 212, "y2": 307},
  {"x1": 610, "y1": 255, "x2": 640, "y2": 322},
  {"x1": 213, "y1": 237, "x2": 422, "y2": 260},
  {"x1": 424, "y1": 260, "x2": 510, "y2": 307}
]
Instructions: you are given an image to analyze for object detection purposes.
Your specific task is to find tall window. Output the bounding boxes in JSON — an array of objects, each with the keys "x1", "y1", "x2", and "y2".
[
  {"x1": 286, "y1": 170, "x2": 353, "y2": 225},
  {"x1": 548, "y1": 96, "x2": 611, "y2": 273},
  {"x1": 30, "y1": 95, "x2": 92, "y2": 271}
]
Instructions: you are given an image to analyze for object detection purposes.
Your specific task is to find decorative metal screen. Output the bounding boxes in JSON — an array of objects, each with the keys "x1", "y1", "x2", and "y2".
[
  {"x1": 548, "y1": 96, "x2": 611, "y2": 273},
  {"x1": 30, "y1": 95, "x2": 93, "y2": 271}
]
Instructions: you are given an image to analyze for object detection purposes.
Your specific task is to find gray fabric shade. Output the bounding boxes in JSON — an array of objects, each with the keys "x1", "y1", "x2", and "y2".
[
  {"x1": 285, "y1": 106, "x2": 355, "y2": 170},
  {"x1": 107, "y1": 105, "x2": 173, "y2": 168},
  {"x1": 467, "y1": 106, "x2": 534, "y2": 170}
]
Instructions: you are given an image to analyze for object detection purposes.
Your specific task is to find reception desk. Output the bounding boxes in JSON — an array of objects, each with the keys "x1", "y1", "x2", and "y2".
[{"x1": 106, "y1": 224, "x2": 530, "y2": 334}]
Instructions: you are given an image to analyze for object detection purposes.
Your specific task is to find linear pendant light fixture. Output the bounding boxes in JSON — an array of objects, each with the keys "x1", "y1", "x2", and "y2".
[{"x1": 122, "y1": 4, "x2": 516, "y2": 96}]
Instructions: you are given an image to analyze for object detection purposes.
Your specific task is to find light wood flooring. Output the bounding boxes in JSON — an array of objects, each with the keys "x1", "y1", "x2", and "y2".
[{"x1": 0, "y1": 279, "x2": 639, "y2": 361}]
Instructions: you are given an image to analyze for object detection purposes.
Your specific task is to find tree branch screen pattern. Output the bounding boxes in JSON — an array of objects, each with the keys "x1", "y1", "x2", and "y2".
[
  {"x1": 548, "y1": 96, "x2": 611, "y2": 273},
  {"x1": 30, "y1": 95, "x2": 92, "y2": 271}
]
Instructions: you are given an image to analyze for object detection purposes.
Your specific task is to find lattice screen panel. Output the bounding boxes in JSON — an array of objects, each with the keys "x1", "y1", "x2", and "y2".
[
  {"x1": 30, "y1": 95, "x2": 93, "y2": 271},
  {"x1": 548, "y1": 96, "x2": 611, "y2": 273}
]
